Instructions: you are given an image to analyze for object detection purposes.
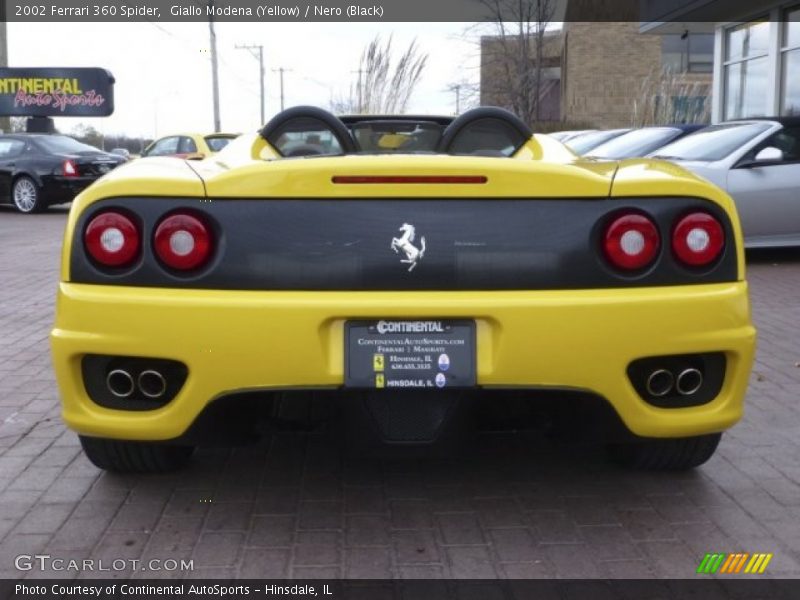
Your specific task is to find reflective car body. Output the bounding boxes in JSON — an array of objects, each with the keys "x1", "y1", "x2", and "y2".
[
  {"x1": 651, "y1": 117, "x2": 800, "y2": 248},
  {"x1": 109, "y1": 148, "x2": 131, "y2": 160},
  {"x1": 0, "y1": 134, "x2": 126, "y2": 213},
  {"x1": 566, "y1": 128, "x2": 631, "y2": 155},
  {"x1": 586, "y1": 125, "x2": 706, "y2": 160},
  {"x1": 142, "y1": 132, "x2": 239, "y2": 160},
  {"x1": 548, "y1": 129, "x2": 596, "y2": 142},
  {"x1": 51, "y1": 107, "x2": 755, "y2": 472}
]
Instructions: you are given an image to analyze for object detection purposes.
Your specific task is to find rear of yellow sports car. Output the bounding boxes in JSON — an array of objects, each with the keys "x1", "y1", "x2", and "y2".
[{"x1": 50, "y1": 107, "x2": 756, "y2": 472}]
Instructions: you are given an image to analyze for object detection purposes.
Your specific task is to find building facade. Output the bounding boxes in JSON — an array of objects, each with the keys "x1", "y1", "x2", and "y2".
[
  {"x1": 480, "y1": 31, "x2": 564, "y2": 123},
  {"x1": 642, "y1": 0, "x2": 799, "y2": 122},
  {"x1": 561, "y1": 22, "x2": 712, "y2": 128},
  {"x1": 480, "y1": 20, "x2": 713, "y2": 128}
]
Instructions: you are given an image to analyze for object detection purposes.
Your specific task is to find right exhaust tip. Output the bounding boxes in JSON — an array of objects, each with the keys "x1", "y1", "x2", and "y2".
[
  {"x1": 138, "y1": 370, "x2": 167, "y2": 399},
  {"x1": 646, "y1": 369, "x2": 674, "y2": 397},
  {"x1": 676, "y1": 368, "x2": 703, "y2": 396},
  {"x1": 106, "y1": 369, "x2": 135, "y2": 398}
]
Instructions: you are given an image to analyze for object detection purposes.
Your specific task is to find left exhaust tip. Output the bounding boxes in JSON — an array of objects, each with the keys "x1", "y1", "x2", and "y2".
[{"x1": 106, "y1": 369, "x2": 135, "y2": 398}]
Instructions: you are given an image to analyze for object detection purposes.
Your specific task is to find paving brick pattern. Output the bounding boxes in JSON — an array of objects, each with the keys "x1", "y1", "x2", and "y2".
[{"x1": 1, "y1": 208, "x2": 800, "y2": 580}]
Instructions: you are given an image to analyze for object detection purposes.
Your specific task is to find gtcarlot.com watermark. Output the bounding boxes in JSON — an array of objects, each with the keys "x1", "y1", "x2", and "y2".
[{"x1": 15, "y1": 554, "x2": 194, "y2": 572}]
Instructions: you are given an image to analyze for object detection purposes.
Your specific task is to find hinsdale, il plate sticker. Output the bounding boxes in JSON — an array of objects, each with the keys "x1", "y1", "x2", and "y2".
[{"x1": 345, "y1": 320, "x2": 476, "y2": 389}]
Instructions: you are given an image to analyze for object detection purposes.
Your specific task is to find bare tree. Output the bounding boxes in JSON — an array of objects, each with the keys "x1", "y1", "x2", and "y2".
[
  {"x1": 9, "y1": 117, "x2": 27, "y2": 133},
  {"x1": 69, "y1": 123, "x2": 104, "y2": 148},
  {"x1": 331, "y1": 35, "x2": 428, "y2": 114},
  {"x1": 479, "y1": 0, "x2": 557, "y2": 126}
]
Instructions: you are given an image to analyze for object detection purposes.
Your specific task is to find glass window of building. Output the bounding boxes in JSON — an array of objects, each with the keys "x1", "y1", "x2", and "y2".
[
  {"x1": 782, "y1": 6, "x2": 800, "y2": 116},
  {"x1": 723, "y1": 19, "x2": 771, "y2": 119},
  {"x1": 662, "y1": 33, "x2": 714, "y2": 73}
]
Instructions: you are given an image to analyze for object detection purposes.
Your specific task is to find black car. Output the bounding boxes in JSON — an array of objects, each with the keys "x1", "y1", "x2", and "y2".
[{"x1": 0, "y1": 134, "x2": 126, "y2": 213}]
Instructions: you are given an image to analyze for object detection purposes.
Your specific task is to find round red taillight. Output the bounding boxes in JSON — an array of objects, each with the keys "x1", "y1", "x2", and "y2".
[
  {"x1": 672, "y1": 212, "x2": 724, "y2": 267},
  {"x1": 603, "y1": 213, "x2": 660, "y2": 271},
  {"x1": 154, "y1": 213, "x2": 213, "y2": 270},
  {"x1": 84, "y1": 211, "x2": 140, "y2": 267}
]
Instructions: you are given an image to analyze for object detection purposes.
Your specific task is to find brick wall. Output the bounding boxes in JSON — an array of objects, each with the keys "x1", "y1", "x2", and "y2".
[
  {"x1": 480, "y1": 33, "x2": 564, "y2": 123},
  {"x1": 479, "y1": 21, "x2": 713, "y2": 129},
  {"x1": 561, "y1": 22, "x2": 712, "y2": 128}
]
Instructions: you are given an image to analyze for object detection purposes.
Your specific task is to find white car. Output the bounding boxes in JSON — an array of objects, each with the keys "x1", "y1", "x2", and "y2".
[{"x1": 650, "y1": 117, "x2": 800, "y2": 248}]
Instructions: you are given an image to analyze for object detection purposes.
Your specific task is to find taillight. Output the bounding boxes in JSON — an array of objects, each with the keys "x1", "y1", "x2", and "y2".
[
  {"x1": 63, "y1": 160, "x2": 78, "y2": 177},
  {"x1": 84, "y1": 211, "x2": 140, "y2": 267},
  {"x1": 672, "y1": 212, "x2": 724, "y2": 267},
  {"x1": 602, "y1": 213, "x2": 660, "y2": 271},
  {"x1": 154, "y1": 213, "x2": 213, "y2": 270}
]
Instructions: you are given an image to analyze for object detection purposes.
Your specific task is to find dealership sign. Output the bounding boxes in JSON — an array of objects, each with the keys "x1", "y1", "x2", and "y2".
[{"x1": 0, "y1": 68, "x2": 114, "y2": 117}]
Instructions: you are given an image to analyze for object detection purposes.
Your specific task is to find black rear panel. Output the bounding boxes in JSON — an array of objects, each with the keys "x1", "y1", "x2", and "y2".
[{"x1": 70, "y1": 197, "x2": 738, "y2": 290}]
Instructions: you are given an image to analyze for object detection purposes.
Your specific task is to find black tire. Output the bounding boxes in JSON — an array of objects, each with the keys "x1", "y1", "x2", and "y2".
[
  {"x1": 607, "y1": 433, "x2": 722, "y2": 471},
  {"x1": 12, "y1": 176, "x2": 45, "y2": 213},
  {"x1": 79, "y1": 435, "x2": 194, "y2": 473}
]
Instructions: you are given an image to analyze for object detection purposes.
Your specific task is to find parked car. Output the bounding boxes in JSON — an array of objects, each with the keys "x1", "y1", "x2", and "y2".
[
  {"x1": 142, "y1": 133, "x2": 239, "y2": 160},
  {"x1": 0, "y1": 134, "x2": 126, "y2": 213},
  {"x1": 586, "y1": 125, "x2": 706, "y2": 160},
  {"x1": 51, "y1": 106, "x2": 754, "y2": 473},
  {"x1": 109, "y1": 148, "x2": 131, "y2": 160},
  {"x1": 549, "y1": 129, "x2": 596, "y2": 142},
  {"x1": 565, "y1": 128, "x2": 630, "y2": 155},
  {"x1": 650, "y1": 117, "x2": 800, "y2": 248}
]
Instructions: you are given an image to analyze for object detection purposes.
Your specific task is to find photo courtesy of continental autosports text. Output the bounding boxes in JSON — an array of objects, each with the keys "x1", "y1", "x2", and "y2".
[
  {"x1": 14, "y1": 583, "x2": 332, "y2": 597},
  {"x1": 0, "y1": 0, "x2": 799, "y2": 598}
]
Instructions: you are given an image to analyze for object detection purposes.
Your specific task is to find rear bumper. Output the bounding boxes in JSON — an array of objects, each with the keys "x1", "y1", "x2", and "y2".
[
  {"x1": 51, "y1": 282, "x2": 756, "y2": 441},
  {"x1": 42, "y1": 176, "x2": 95, "y2": 204}
]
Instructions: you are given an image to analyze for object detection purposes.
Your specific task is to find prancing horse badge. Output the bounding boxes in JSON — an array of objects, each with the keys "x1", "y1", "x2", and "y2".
[{"x1": 390, "y1": 223, "x2": 426, "y2": 271}]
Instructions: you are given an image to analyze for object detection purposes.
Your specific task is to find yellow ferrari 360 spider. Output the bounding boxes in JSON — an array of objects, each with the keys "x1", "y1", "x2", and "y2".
[{"x1": 50, "y1": 107, "x2": 756, "y2": 472}]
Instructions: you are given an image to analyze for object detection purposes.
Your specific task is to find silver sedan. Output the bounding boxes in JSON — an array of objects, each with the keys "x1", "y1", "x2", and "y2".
[{"x1": 649, "y1": 117, "x2": 800, "y2": 248}]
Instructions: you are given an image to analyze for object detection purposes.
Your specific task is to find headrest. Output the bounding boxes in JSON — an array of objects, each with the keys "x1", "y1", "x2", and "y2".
[
  {"x1": 260, "y1": 106, "x2": 357, "y2": 156},
  {"x1": 437, "y1": 107, "x2": 533, "y2": 156}
]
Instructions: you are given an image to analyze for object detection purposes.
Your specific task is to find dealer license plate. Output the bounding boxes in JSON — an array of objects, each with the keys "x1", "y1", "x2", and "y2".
[{"x1": 345, "y1": 319, "x2": 476, "y2": 389}]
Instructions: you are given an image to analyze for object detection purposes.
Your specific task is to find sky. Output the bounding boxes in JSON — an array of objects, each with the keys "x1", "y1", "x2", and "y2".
[{"x1": 7, "y1": 22, "x2": 482, "y2": 139}]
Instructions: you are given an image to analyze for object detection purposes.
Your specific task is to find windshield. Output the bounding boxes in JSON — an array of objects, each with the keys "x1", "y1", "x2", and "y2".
[
  {"x1": 35, "y1": 135, "x2": 101, "y2": 154},
  {"x1": 205, "y1": 135, "x2": 237, "y2": 152},
  {"x1": 567, "y1": 129, "x2": 629, "y2": 155},
  {"x1": 213, "y1": 133, "x2": 257, "y2": 157},
  {"x1": 587, "y1": 127, "x2": 682, "y2": 159},
  {"x1": 650, "y1": 122, "x2": 772, "y2": 161},
  {"x1": 349, "y1": 121, "x2": 445, "y2": 153}
]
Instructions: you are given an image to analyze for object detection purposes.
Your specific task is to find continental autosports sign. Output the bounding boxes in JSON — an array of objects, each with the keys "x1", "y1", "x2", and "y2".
[{"x1": 0, "y1": 68, "x2": 114, "y2": 117}]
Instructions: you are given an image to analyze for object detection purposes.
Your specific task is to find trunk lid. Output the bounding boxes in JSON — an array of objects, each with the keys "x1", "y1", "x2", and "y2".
[{"x1": 198, "y1": 154, "x2": 618, "y2": 199}]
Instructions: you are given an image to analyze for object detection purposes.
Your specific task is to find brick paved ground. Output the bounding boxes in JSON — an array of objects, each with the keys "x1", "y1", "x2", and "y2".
[{"x1": 1, "y1": 207, "x2": 799, "y2": 580}]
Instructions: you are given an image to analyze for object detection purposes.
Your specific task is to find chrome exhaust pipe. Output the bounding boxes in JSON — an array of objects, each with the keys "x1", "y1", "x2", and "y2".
[
  {"x1": 138, "y1": 370, "x2": 167, "y2": 399},
  {"x1": 645, "y1": 369, "x2": 674, "y2": 397},
  {"x1": 107, "y1": 369, "x2": 135, "y2": 398},
  {"x1": 676, "y1": 368, "x2": 703, "y2": 396}
]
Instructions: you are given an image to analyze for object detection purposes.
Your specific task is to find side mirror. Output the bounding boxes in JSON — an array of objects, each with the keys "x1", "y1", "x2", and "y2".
[
  {"x1": 754, "y1": 147, "x2": 784, "y2": 162},
  {"x1": 736, "y1": 146, "x2": 784, "y2": 169},
  {"x1": 185, "y1": 152, "x2": 206, "y2": 160}
]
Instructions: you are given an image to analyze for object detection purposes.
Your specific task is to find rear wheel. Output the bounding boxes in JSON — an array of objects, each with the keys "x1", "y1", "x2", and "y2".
[
  {"x1": 12, "y1": 176, "x2": 44, "y2": 213},
  {"x1": 607, "y1": 433, "x2": 721, "y2": 470},
  {"x1": 79, "y1": 436, "x2": 194, "y2": 473}
]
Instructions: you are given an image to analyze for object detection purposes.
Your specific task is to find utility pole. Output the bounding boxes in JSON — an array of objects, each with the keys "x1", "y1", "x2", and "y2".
[
  {"x1": 272, "y1": 67, "x2": 292, "y2": 111},
  {"x1": 236, "y1": 44, "x2": 265, "y2": 124},
  {"x1": 0, "y1": 19, "x2": 10, "y2": 133},
  {"x1": 208, "y1": 0, "x2": 221, "y2": 132},
  {"x1": 452, "y1": 84, "x2": 461, "y2": 115}
]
